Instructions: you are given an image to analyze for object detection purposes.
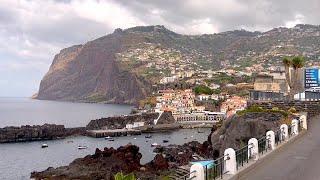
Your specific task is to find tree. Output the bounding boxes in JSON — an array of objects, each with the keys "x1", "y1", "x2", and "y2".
[
  {"x1": 194, "y1": 85, "x2": 213, "y2": 95},
  {"x1": 114, "y1": 172, "x2": 136, "y2": 180},
  {"x1": 282, "y1": 56, "x2": 305, "y2": 100}
]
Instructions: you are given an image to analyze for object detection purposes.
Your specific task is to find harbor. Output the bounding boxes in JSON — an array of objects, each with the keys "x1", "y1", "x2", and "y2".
[{"x1": 86, "y1": 129, "x2": 142, "y2": 138}]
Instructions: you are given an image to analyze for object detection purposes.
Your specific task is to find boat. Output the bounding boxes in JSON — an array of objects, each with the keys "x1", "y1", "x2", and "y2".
[
  {"x1": 145, "y1": 135, "x2": 152, "y2": 138},
  {"x1": 198, "y1": 129, "x2": 204, "y2": 133},
  {"x1": 78, "y1": 146, "x2": 88, "y2": 150},
  {"x1": 151, "y1": 143, "x2": 160, "y2": 147},
  {"x1": 104, "y1": 136, "x2": 112, "y2": 140},
  {"x1": 108, "y1": 138, "x2": 115, "y2": 141},
  {"x1": 41, "y1": 144, "x2": 48, "y2": 148},
  {"x1": 67, "y1": 140, "x2": 74, "y2": 143},
  {"x1": 163, "y1": 140, "x2": 169, "y2": 143}
]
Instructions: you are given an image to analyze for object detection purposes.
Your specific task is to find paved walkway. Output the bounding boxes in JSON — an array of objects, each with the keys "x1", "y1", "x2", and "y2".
[{"x1": 238, "y1": 115, "x2": 320, "y2": 180}]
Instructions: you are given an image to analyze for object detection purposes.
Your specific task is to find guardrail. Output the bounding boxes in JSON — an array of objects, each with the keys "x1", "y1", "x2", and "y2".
[{"x1": 187, "y1": 114, "x2": 307, "y2": 180}]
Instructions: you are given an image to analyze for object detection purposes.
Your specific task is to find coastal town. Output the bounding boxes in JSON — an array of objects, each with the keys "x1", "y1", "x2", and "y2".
[{"x1": 1, "y1": 5, "x2": 320, "y2": 179}]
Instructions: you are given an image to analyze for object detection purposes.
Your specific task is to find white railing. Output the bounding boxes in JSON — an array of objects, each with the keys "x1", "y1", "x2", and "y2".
[{"x1": 189, "y1": 114, "x2": 308, "y2": 180}]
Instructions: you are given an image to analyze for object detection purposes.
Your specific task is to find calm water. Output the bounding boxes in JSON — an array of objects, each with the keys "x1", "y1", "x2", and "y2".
[
  {"x1": 0, "y1": 98, "x2": 211, "y2": 179},
  {"x1": 0, "y1": 98, "x2": 132, "y2": 128}
]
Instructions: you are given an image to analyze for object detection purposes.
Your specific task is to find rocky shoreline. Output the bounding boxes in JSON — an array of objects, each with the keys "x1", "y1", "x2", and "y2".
[{"x1": 29, "y1": 111, "x2": 291, "y2": 179}]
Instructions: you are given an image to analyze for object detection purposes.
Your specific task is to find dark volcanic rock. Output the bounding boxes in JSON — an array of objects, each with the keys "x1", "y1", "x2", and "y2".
[
  {"x1": 153, "y1": 141, "x2": 213, "y2": 167},
  {"x1": 31, "y1": 144, "x2": 164, "y2": 180},
  {"x1": 210, "y1": 112, "x2": 284, "y2": 157},
  {"x1": 86, "y1": 113, "x2": 159, "y2": 130},
  {"x1": 0, "y1": 124, "x2": 85, "y2": 143},
  {"x1": 145, "y1": 154, "x2": 169, "y2": 171},
  {"x1": 156, "y1": 111, "x2": 175, "y2": 124}
]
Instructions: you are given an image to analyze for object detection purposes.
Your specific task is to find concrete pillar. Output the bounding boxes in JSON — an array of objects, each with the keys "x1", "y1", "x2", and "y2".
[
  {"x1": 190, "y1": 163, "x2": 204, "y2": 180},
  {"x1": 224, "y1": 148, "x2": 237, "y2": 175},
  {"x1": 300, "y1": 115, "x2": 307, "y2": 130},
  {"x1": 280, "y1": 124, "x2": 288, "y2": 141},
  {"x1": 248, "y1": 138, "x2": 259, "y2": 160},
  {"x1": 266, "y1": 131, "x2": 275, "y2": 150},
  {"x1": 291, "y1": 119, "x2": 299, "y2": 135}
]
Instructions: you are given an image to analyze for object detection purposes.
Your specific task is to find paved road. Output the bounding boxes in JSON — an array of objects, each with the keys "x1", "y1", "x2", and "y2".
[{"x1": 238, "y1": 115, "x2": 320, "y2": 180}]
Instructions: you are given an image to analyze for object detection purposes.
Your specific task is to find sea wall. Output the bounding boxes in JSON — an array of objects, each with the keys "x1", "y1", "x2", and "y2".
[{"x1": 0, "y1": 124, "x2": 86, "y2": 143}]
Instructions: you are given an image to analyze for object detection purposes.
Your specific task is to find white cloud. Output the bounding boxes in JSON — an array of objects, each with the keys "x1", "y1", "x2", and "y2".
[
  {"x1": 0, "y1": 0, "x2": 319, "y2": 96},
  {"x1": 285, "y1": 14, "x2": 305, "y2": 28}
]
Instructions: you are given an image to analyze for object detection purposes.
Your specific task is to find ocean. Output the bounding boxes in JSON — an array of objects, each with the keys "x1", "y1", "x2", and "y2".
[{"x1": 0, "y1": 98, "x2": 211, "y2": 179}]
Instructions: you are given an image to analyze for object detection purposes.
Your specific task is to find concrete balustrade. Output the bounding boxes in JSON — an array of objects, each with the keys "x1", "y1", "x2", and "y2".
[
  {"x1": 190, "y1": 163, "x2": 204, "y2": 180},
  {"x1": 291, "y1": 119, "x2": 299, "y2": 135},
  {"x1": 280, "y1": 124, "x2": 288, "y2": 141},
  {"x1": 248, "y1": 138, "x2": 259, "y2": 160},
  {"x1": 189, "y1": 114, "x2": 308, "y2": 180},
  {"x1": 300, "y1": 115, "x2": 307, "y2": 130},
  {"x1": 266, "y1": 131, "x2": 275, "y2": 150},
  {"x1": 224, "y1": 148, "x2": 237, "y2": 175}
]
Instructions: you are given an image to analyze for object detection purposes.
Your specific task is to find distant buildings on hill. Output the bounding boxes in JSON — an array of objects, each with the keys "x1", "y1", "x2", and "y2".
[{"x1": 220, "y1": 96, "x2": 247, "y2": 118}]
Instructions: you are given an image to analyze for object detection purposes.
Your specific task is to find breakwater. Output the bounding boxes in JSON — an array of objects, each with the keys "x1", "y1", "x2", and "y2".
[
  {"x1": 86, "y1": 112, "x2": 175, "y2": 130},
  {"x1": 0, "y1": 124, "x2": 85, "y2": 143}
]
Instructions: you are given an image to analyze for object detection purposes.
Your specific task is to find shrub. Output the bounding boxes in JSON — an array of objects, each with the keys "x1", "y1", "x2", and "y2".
[
  {"x1": 288, "y1": 107, "x2": 297, "y2": 114},
  {"x1": 114, "y1": 172, "x2": 136, "y2": 180},
  {"x1": 194, "y1": 85, "x2": 213, "y2": 95}
]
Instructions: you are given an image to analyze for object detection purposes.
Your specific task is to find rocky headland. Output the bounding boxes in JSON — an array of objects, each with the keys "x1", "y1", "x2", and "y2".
[{"x1": 0, "y1": 124, "x2": 85, "y2": 143}]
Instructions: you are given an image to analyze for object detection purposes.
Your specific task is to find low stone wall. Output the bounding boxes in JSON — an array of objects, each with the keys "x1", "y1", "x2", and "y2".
[
  {"x1": 248, "y1": 101, "x2": 320, "y2": 118},
  {"x1": 0, "y1": 124, "x2": 86, "y2": 143}
]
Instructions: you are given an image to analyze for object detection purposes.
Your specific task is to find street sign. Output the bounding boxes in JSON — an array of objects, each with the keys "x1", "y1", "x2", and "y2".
[{"x1": 305, "y1": 68, "x2": 320, "y2": 89}]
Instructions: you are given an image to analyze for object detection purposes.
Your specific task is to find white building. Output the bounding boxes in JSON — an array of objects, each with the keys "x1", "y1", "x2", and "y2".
[
  {"x1": 197, "y1": 94, "x2": 211, "y2": 101},
  {"x1": 126, "y1": 124, "x2": 134, "y2": 129},
  {"x1": 174, "y1": 111, "x2": 225, "y2": 124},
  {"x1": 160, "y1": 76, "x2": 178, "y2": 84},
  {"x1": 133, "y1": 122, "x2": 145, "y2": 128}
]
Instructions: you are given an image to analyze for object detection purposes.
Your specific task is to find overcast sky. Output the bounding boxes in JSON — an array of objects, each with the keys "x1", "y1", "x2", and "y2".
[{"x1": 0, "y1": 0, "x2": 319, "y2": 97}]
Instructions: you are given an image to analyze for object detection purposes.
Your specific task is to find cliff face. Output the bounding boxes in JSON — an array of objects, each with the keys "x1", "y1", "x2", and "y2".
[{"x1": 37, "y1": 30, "x2": 151, "y2": 105}]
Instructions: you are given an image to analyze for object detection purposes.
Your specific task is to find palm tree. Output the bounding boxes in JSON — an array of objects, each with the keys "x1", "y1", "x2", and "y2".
[
  {"x1": 282, "y1": 56, "x2": 305, "y2": 100},
  {"x1": 283, "y1": 57, "x2": 293, "y2": 89},
  {"x1": 291, "y1": 56, "x2": 305, "y2": 92}
]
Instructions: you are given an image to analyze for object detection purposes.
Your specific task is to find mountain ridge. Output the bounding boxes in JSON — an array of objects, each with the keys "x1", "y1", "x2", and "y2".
[{"x1": 36, "y1": 24, "x2": 320, "y2": 105}]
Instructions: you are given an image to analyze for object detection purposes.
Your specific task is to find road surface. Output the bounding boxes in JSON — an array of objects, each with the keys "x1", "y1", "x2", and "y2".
[{"x1": 238, "y1": 115, "x2": 320, "y2": 180}]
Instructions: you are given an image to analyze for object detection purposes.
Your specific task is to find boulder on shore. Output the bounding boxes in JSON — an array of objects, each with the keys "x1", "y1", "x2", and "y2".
[
  {"x1": 31, "y1": 144, "x2": 171, "y2": 180},
  {"x1": 209, "y1": 112, "x2": 285, "y2": 158}
]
